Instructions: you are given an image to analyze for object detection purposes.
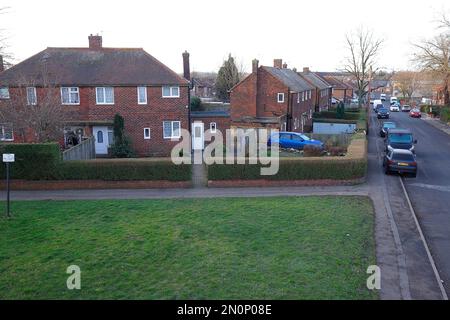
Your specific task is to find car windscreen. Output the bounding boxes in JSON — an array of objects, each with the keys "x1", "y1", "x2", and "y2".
[
  {"x1": 389, "y1": 133, "x2": 413, "y2": 143},
  {"x1": 392, "y1": 153, "x2": 415, "y2": 161},
  {"x1": 379, "y1": 108, "x2": 388, "y2": 112}
]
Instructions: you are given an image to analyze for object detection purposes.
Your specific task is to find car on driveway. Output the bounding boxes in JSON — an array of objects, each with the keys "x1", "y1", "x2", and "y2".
[
  {"x1": 410, "y1": 108, "x2": 422, "y2": 118},
  {"x1": 383, "y1": 149, "x2": 417, "y2": 177},
  {"x1": 268, "y1": 132, "x2": 324, "y2": 150},
  {"x1": 390, "y1": 103, "x2": 400, "y2": 112},
  {"x1": 385, "y1": 128, "x2": 417, "y2": 153},
  {"x1": 401, "y1": 105, "x2": 411, "y2": 112},
  {"x1": 377, "y1": 107, "x2": 390, "y2": 119},
  {"x1": 380, "y1": 121, "x2": 396, "y2": 137}
]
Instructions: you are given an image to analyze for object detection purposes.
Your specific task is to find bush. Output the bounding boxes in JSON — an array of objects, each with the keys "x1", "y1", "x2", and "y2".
[
  {"x1": 58, "y1": 160, "x2": 191, "y2": 181},
  {"x1": 111, "y1": 114, "x2": 135, "y2": 158},
  {"x1": 313, "y1": 111, "x2": 360, "y2": 121},
  {"x1": 0, "y1": 143, "x2": 61, "y2": 180},
  {"x1": 303, "y1": 145, "x2": 324, "y2": 157},
  {"x1": 190, "y1": 96, "x2": 203, "y2": 111},
  {"x1": 440, "y1": 107, "x2": 450, "y2": 123}
]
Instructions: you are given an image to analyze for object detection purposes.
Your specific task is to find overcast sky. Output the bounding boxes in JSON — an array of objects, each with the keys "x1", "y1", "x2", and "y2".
[{"x1": 1, "y1": 0, "x2": 449, "y2": 74}]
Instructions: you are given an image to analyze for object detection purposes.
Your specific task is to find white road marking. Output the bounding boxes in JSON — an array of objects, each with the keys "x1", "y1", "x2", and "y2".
[
  {"x1": 400, "y1": 178, "x2": 449, "y2": 300},
  {"x1": 407, "y1": 183, "x2": 450, "y2": 193}
]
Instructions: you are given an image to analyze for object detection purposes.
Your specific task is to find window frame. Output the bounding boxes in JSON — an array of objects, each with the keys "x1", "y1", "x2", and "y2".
[
  {"x1": 0, "y1": 87, "x2": 10, "y2": 100},
  {"x1": 162, "y1": 86, "x2": 180, "y2": 98},
  {"x1": 137, "y1": 86, "x2": 148, "y2": 105},
  {"x1": 61, "y1": 87, "x2": 80, "y2": 105},
  {"x1": 144, "y1": 127, "x2": 151, "y2": 140},
  {"x1": 277, "y1": 93, "x2": 285, "y2": 103},
  {"x1": 96, "y1": 87, "x2": 115, "y2": 105},
  {"x1": 0, "y1": 123, "x2": 14, "y2": 141},
  {"x1": 26, "y1": 87, "x2": 37, "y2": 105},
  {"x1": 163, "y1": 121, "x2": 181, "y2": 139},
  {"x1": 210, "y1": 122, "x2": 217, "y2": 133}
]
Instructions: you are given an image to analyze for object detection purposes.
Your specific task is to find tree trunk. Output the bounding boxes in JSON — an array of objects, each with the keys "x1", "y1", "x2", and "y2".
[{"x1": 444, "y1": 74, "x2": 450, "y2": 106}]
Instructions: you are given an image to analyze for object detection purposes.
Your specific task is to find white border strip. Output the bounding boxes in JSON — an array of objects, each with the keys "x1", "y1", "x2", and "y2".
[{"x1": 399, "y1": 177, "x2": 448, "y2": 300}]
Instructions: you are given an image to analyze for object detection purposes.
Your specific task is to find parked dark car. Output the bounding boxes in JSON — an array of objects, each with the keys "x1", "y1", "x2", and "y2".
[
  {"x1": 383, "y1": 149, "x2": 417, "y2": 177},
  {"x1": 380, "y1": 121, "x2": 396, "y2": 137},
  {"x1": 374, "y1": 104, "x2": 384, "y2": 113},
  {"x1": 377, "y1": 107, "x2": 390, "y2": 119},
  {"x1": 385, "y1": 128, "x2": 417, "y2": 153},
  {"x1": 268, "y1": 132, "x2": 324, "y2": 150},
  {"x1": 410, "y1": 108, "x2": 422, "y2": 118}
]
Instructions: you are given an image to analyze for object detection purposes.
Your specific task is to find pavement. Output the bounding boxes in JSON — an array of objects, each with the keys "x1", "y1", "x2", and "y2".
[
  {"x1": 1, "y1": 105, "x2": 449, "y2": 300},
  {"x1": 421, "y1": 115, "x2": 450, "y2": 135}
]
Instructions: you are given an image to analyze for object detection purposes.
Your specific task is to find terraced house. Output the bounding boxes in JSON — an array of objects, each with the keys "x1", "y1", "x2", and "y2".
[
  {"x1": 230, "y1": 59, "x2": 315, "y2": 132},
  {"x1": 0, "y1": 35, "x2": 190, "y2": 156}
]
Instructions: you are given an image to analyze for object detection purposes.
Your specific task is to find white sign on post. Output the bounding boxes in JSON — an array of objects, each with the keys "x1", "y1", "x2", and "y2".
[{"x1": 2, "y1": 154, "x2": 15, "y2": 163}]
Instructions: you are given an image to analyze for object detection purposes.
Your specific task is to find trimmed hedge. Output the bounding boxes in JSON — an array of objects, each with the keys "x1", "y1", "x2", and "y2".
[
  {"x1": 0, "y1": 143, "x2": 61, "y2": 180},
  {"x1": 58, "y1": 160, "x2": 191, "y2": 181},
  {"x1": 0, "y1": 143, "x2": 191, "y2": 181},
  {"x1": 313, "y1": 111, "x2": 360, "y2": 120}
]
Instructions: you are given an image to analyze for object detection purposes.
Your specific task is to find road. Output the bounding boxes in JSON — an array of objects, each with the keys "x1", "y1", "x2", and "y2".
[{"x1": 371, "y1": 103, "x2": 450, "y2": 298}]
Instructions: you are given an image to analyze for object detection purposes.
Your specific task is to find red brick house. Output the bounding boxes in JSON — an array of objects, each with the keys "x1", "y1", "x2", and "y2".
[
  {"x1": 318, "y1": 74, "x2": 354, "y2": 104},
  {"x1": 0, "y1": 35, "x2": 190, "y2": 157},
  {"x1": 298, "y1": 67, "x2": 332, "y2": 112},
  {"x1": 230, "y1": 59, "x2": 315, "y2": 133}
]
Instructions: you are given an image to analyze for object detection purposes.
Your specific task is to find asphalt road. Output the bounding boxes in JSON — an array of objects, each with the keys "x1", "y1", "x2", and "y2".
[{"x1": 373, "y1": 104, "x2": 450, "y2": 297}]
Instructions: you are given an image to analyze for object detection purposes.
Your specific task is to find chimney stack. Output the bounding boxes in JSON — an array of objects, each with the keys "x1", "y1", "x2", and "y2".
[
  {"x1": 293, "y1": 67, "x2": 297, "y2": 72},
  {"x1": 88, "y1": 34, "x2": 103, "y2": 50},
  {"x1": 303, "y1": 67, "x2": 310, "y2": 73},
  {"x1": 0, "y1": 55, "x2": 4, "y2": 73},
  {"x1": 252, "y1": 59, "x2": 259, "y2": 73},
  {"x1": 182, "y1": 51, "x2": 190, "y2": 81},
  {"x1": 274, "y1": 59, "x2": 283, "y2": 69},
  {"x1": 282, "y1": 63, "x2": 288, "y2": 69}
]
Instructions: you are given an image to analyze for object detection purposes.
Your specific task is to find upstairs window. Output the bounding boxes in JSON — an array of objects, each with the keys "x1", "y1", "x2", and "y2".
[
  {"x1": 0, "y1": 87, "x2": 10, "y2": 99},
  {"x1": 162, "y1": 86, "x2": 180, "y2": 98},
  {"x1": 27, "y1": 87, "x2": 37, "y2": 105},
  {"x1": 61, "y1": 87, "x2": 80, "y2": 105},
  {"x1": 96, "y1": 87, "x2": 114, "y2": 104},
  {"x1": 277, "y1": 93, "x2": 285, "y2": 103},
  {"x1": 138, "y1": 86, "x2": 147, "y2": 104}
]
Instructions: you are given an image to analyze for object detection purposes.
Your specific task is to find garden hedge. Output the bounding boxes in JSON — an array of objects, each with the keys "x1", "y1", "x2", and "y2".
[
  {"x1": 0, "y1": 143, "x2": 191, "y2": 181},
  {"x1": 208, "y1": 139, "x2": 367, "y2": 181}
]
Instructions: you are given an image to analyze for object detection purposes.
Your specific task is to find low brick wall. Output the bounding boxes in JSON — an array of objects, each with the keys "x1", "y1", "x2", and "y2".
[
  {"x1": 0, "y1": 180, "x2": 192, "y2": 191},
  {"x1": 208, "y1": 177, "x2": 366, "y2": 188}
]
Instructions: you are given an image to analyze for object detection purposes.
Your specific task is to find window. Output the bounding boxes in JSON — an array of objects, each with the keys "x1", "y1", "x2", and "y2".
[
  {"x1": 309, "y1": 90, "x2": 312, "y2": 99},
  {"x1": 61, "y1": 87, "x2": 80, "y2": 105},
  {"x1": 163, "y1": 121, "x2": 181, "y2": 139},
  {"x1": 97, "y1": 130, "x2": 104, "y2": 143},
  {"x1": 297, "y1": 93, "x2": 300, "y2": 103},
  {"x1": 302, "y1": 92, "x2": 305, "y2": 102},
  {"x1": 27, "y1": 87, "x2": 37, "y2": 105},
  {"x1": 162, "y1": 86, "x2": 180, "y2": 98},
  {"x1": 144, "y1": 128, "x2": 151, "y2": 139},
  {"x1": 277, "y1": 93, "x2": 285, "y2": 103},
  {"x1": 0, "y1": 123, "x2": 13, "y2": 141},
  {"x1": 108, "y1": 129, "x2": 114, "y2": 146},
  {"x1": 138, "y1": 86, "x2": 147, "y2": 104},
  {"x1": 96, "y1": 87, "x2": 114, "y2": 104},
  {"x1": 210, "y1": 122, "x2": 217, "y2": 133},
  {"x1": 0, "y1": 87, "x2": 10, "y2": 99}
]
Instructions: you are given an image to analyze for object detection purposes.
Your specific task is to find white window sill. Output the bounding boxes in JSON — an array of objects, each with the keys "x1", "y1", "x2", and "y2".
[
  {"x1": 162, "y1": 96, "x2": 180, "y2": 99},
  {"x1": 62, "y1": 103, "x2": 80, "y2": 106}
]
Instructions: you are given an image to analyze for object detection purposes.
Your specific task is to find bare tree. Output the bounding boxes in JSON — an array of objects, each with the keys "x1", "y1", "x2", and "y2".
[
  {"x1": 392, "y1": 71, "x2": 421, "y2": 100},
  {"x1": 343, "y1": 27, "x2": 384, "y2": 107},
  {"x1": 0, "y1": 6, "x2": 13, "y2": 68},
  {"x1": 413, "y1": 15, "x2": 450, "y2": 105},
  {"x1": 0, "y1": 74, "x2": 66, "y2": 143}
]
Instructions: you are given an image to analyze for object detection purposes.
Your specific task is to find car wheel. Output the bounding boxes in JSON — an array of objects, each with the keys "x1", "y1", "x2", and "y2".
[
  {"x1": 411, "y1": 172, "x2": 417, "y2": 178},
  {"x1": 385, "y1": 167, "x2": 390, "y2": 175}
]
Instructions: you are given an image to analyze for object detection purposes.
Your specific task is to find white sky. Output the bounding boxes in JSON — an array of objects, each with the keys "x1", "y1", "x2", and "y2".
[{"x1": 1, "y1": 0, "x2": 449, "y2": 73}]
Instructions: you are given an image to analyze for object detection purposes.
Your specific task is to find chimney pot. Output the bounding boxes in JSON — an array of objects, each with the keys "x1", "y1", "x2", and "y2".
[
  {"x1": 88, "y1": 34, "x2": 103, "y2": 50},
  {"x1": 252, "y1": 59, "x2": 259, "y2": 74},
  {"x1": 303, "y1": 67, "x2": 310, "y2": 73},
  {"x1": 182, "y1": 51, "x2": 190, "y2": 81},
  {"x1": 282, "y1": 63, "x2": 288, "y2": 69},
  {"x1": 0, "y1": 55, "x2": 4, "y2": 73},
  {"x1": 293, "y1": 67, "x2": 297, "y2": 72},
  {"x1": 274, "y1": 59, "x2": 283, "y2": 69}
]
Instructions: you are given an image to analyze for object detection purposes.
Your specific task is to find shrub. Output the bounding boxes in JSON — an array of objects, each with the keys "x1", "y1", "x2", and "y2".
[
  {"x1": 190, "y1": 96, "x2": 203, "y2": 111},
  {"x1": 0, "y1": 143, "x2": 61, "y2": 180},
  {"x1": 111, "y1": 114, "x2": 135, "y2": 158},
  {"x1": 58, "y1": 160, "x2": 191, "y2": 181},
  {"x1": 328, "y1": 146, "x2": 347, "y2": 157},
  {"x1": 303, "y1": 145, "x2": 324, "y2": 157},
  {"x1": 440, "y1": 107, "x2": 450, "y2": 123}
]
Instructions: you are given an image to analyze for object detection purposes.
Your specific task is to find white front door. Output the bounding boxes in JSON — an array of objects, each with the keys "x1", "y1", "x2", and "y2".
[
  {"x1": 192, "y1": 122, "x2": 204, "y2": 150},
  {"x1": 93, "y1": 126, "x2": 109, "y2": 155}
]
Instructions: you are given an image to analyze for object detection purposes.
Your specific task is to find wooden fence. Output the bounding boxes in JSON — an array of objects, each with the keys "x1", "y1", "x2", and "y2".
[{"x1": 62, "y1": 136, "x2": 96, "y2": 161}]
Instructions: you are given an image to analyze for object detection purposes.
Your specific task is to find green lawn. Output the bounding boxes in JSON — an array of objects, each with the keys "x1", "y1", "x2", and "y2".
[{"x1": 0, "y1": 196, "x2": 377, "y2": 300}]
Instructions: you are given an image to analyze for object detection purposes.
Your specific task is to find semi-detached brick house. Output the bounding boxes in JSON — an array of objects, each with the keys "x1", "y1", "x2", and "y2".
[
  {"x1": 298, "y1": 67, "x2": 332, "y2": 112},
  {"x1": 0, "y1": 35, "x2": 190, "y2": 157},
  {"x1": 230, "y1": 59, "x2": 315, "y2": 133}
]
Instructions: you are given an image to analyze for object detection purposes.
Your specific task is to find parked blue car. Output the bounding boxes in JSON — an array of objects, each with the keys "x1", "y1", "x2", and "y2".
[{"x1": 268, "y1": 132, "x2": 324, "y2": 150}]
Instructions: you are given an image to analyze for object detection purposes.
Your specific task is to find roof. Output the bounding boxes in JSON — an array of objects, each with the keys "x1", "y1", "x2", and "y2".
[
  {"x1": 0, "y1": 47, "x2": 189, "y2": 86},
  {"x1": 391, "y1": 149, "x2": 414, "y2": 154},
  {"x1": 263, "y1": 67, "x2": 314, "y2": 92},
  {"x1": 319, "y1": 75, "x2": 352, "y2": 90},
  {"x1": 388, "y1": 128, "x2": 412, "y2": 134},
  {"x1": 298, "y1": 71, "x2": 331, "y2": 90}
]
